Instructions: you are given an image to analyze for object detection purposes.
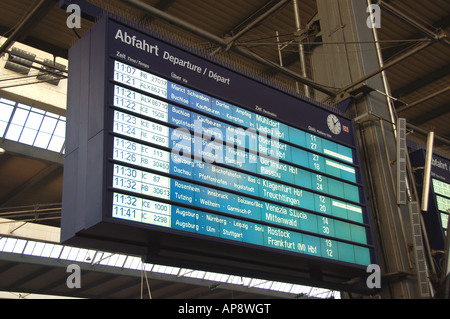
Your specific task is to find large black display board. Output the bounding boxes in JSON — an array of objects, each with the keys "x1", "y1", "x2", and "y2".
[{"x1": 62, "y1": 15, "x2": 377, "y2": 292}]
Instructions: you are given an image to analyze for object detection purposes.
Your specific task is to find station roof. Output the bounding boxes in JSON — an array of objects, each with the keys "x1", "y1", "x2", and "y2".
[{"x1": 0, "y1": 0, "x2": 449, "y2": 299}]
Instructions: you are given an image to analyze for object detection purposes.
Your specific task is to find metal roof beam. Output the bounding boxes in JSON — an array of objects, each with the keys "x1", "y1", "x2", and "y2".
[
  {"x1": 154, "y1": 0, "x2": 178, "y2": 11},
  {"x1": 382, "y1": 13, "x2": 450, "y2": 61},
  {"x1": 67, "y1": 274, "x2": 117, "y2": 297},
  {"x1": 0, "y1": 163, "x2": 61, "y2": 208},
  {"x1": 6, "y1": 266, "x2": 54, "y2": 292},
  {"x1": 0, "y1": 25, "x2": 68, "y2": 58},
  {"x1": 139, "y1": 0, "x2": 177, "y2": 24},
  {"x1": 0, "y1": 0, "x2": 57, "y2": 57},
  {"x1": 406, "y1": 122, "x2": 450, "y2": 147},
  {"x1": 392, "y1": 63, "x2": 450, "y2": 101},
  {"x1": 379, "y1": 0, "x2": 449, "y2": 46},
  {"x1": 336, "y1": 39, "x2": 434, "y2": 96},
  {"x1": 120, "y1": 0, "x2": 337, "y2": 97},
  {"x1": 225, "y1": 0, "x2": 285, "y2": 37},
  {"x1": 397, "y1": 85, "x2": 450, "y2": 114},
  {"x1": 0, "y1": 140, "x2": 64, "y2": 166},
  {"x1": 110, "y1": 278, "x2": 145, "y2": 299},
  {"x1": 411, "y1": 103, "x2": 450, "y2": 126},
  {"x1": 223, "y1": 0, "x2": 290, "y2": 45}
]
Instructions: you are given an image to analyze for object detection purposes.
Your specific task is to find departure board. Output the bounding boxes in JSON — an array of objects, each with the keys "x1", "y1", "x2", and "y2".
[
  {"x1": 410, "y1": 150, "x2": 450, "y2": 255},
  {"x1": 62, "y1": 15, "x2": 376, "y2": 290},
  {"x1": 432, "y1": 179, "x2": 450, "y2": 234},
  {"x1": 109, "y1": 60, "x2": 369, "y2": 265}
]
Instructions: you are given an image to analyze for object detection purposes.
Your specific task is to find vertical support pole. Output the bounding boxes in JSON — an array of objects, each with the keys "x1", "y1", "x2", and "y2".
[
  {"x1": 366, "y1": 0, "x2": 397, "y2": 133},
  {"x1": 441, "y1": 217, "x2": 450, "y2": 283},
  {"x1": 422, "y1": 131, "x2": 434, "y2": 212},
  {"x1": 292, "y1": 0, "x2": 310, "y2": 97},
  {"x1": 275, "y1": 31, "x2": 284, "y2": 67}
]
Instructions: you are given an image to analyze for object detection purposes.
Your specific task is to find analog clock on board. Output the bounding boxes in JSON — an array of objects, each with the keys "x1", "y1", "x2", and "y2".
[{"x1": 327, "y1": 114, "x2": 341, "y2": 135}]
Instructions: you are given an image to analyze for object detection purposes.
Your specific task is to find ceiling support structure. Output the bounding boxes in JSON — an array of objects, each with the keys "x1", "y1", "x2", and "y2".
[
  {"x1": 392, "y1": 63, "x2": 450, "y2": 105},
  {"x1": 119, "y1": 0, "x2": 337, "y2": 97},
  {"x1": 411, "y1": 104, "x2": 450, "y2": 126},
  {"x1": 335, "y1": 39, "x2": 434, "y2": 97},
  {"x1": 312, "y1": 0, "x2": 429, "y2": 298},
  {"x1": 209, "y1": 0, "x2": 289, "y2": 54},
  {"x1": 293, "y1": 0, "x2": 310, "y2": 98},
  {"x1": 379, "y1": 0, "x2": 450, "y2": 47},
  {"x1": 335, "y1": 0, "x2": 450, "y2": 99},
  {"x1": 0, "y1": 164, "x2": 61, "y2": 208},
  {"x1": 0, "y1": 0, "x2": 56, "y2": 57},
  {"x1": 397, "y1": 86, "x2": 450, "y2": 114},
  {"x1": 222, "y1": 0, "x2": 290, "y2": 49},
  {"x1": 224, "y1": 0, "x2": 289, "y2": 39},
  {"x1": 406, "y1": 122, "x2": 450, "y2": 148}
]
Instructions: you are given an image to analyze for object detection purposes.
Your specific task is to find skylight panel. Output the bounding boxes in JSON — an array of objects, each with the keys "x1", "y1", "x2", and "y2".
[
  {"x1": 47, "y1": 135, "x2": 65, "y2": 152},
  {"x1": 0, "y1": 237, "x2": 17, "y2": 253},
  {"x1": 0, "y1": 237, "x2": 340, "y2": 298},
  {"x1": 0, "y1": 103, "x2": 14, "y2": 136},
  {"x1": 40, "y1": 243, "x2": 56, "y2": 258},
  {"x1": 30, "y1": 242, "x2": 46, "y2": 256},
  {"x1": 33, "y1": 131, "x2": 52, "y2": 149},
  {"x1": 39, "y1": 116, "x2": 58, "y2": 134},
  {"x1": 19, "y1": 127, "x2": 38, "y2": 145},
  {"x1": 25, "y1": 112, "x2": 44, "y2": 130},
  {"x1": 10, "y1": 108, "x2": 29, "y2": 126},
  {"x1": 53, "y1": 120, "x2": 66, "y2": 137}
]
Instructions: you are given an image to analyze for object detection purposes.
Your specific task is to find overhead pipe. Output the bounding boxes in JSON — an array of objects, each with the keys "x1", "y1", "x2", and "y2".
[
  {"x1": 397, "y1": 86, "x2": 450, "y2": 114},
  {"x1": 421, "y1": 131, "x2": 434, "y2": 212},
  {"x1": 293, "y1": 0, "x2": 310, "y2": 97},
  {"x1": 336, "y1": 39, "x2": 433, "y2": 96},
  {"x1": 367, "y1": 0, "x2": 396, "y2": 132},
  {"x1": 0, "y1": 0, "x2": 56, "y2": 57},
  {"x1": 210, "y1": 0, "x2": 289, "y2": 55},
  {"x1": 119, "y1": 0, "x2": 337, "y2": 97},
  {"x1": 379, "y1": 0, "x2": 449, "y2": 47},
  {"x1": 224, "y1": 0, "x2": 290, "y2": 47},
  {"x1": 406, "y1": 122, "x2": 450, "y2": 147}
]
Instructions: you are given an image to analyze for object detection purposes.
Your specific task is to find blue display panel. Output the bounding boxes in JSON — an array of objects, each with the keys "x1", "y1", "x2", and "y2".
[
  {"x1": 432, "y1": 179, "x2": 450, "y2": 234},
  {"x1": 107, "y1": 58, "x2": 371, "y2": 266},
  {"x1": 62, "y1": 16, "x2": 376, "y2": 291},
  {"x1": 410, "y1": 150, "x2": 450, "y2": 243},
  {"x1": 409, "y1": 149, "x2": 450, "y2": 282}
]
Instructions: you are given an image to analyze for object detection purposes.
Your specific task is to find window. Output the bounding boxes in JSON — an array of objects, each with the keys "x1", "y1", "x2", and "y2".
[{"x1": 0, "y1": 98, "x2": 66, "y2": 153}]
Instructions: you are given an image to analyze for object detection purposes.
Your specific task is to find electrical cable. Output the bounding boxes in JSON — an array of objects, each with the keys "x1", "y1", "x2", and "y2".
[
  {"x1": 235, "y1": 37, "x2": 431, "y2": 48},
  {"x1": 0, "y1": 76, "x2": 67, "y2": 89}
]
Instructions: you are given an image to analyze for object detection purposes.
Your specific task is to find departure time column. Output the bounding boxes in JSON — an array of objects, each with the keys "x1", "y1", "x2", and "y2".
[{"x1": 111, "y1": 61, "x2": 173, "y2": 227}]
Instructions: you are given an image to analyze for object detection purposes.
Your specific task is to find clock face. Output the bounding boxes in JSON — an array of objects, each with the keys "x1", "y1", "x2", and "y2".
[{"x1": 327, "y1": 114, "x2": 341, "y2": 135}]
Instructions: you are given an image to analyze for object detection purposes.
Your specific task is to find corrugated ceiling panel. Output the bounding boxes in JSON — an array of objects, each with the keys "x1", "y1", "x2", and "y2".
[
  {"x1": 389, "y1": 0, "x2": 450, "y2": 29},
  {"x1": 166, "y1": 0, "x2": 266, "y2": 36},
  {"x1": 27, "y1": 7, "x2": 87, "y2": 50},
  {"x1": 385, "y1": 42, "x2": 450, "y2": 92},
  {"x1": 0, "y1": 0, "x2": 36, "y2": 30}
]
